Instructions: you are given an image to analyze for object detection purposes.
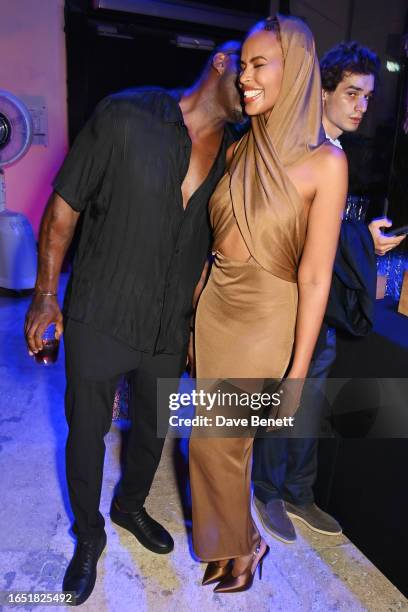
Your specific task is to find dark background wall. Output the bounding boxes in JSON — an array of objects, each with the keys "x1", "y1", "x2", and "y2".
[{"x1": 65, "y1": 0, "x2": 269, "y2": 137}]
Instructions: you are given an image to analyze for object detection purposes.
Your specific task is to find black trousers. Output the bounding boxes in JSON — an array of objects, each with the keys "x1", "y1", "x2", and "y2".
[
  {"x1": 252, "y1": 325, "x2": 337, "y2": 505},
  {"x1": 64, "y1": 318, "x2": 186, "y2": 540}
]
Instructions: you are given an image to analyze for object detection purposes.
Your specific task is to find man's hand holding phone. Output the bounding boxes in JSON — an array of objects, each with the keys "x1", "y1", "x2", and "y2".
[{"x1": 368, "y1": 217, "x2": 407, "y2": 256}]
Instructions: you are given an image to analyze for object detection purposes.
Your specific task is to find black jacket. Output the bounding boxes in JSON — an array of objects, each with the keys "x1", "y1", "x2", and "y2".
[{"x1": 324, "y1": 220, "x2": 376, "y2": 336}]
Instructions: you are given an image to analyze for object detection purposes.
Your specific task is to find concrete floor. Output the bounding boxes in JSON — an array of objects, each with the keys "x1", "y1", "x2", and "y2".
[{"x1": 0, "y1": 285, "x2": 407, "y2": 612}]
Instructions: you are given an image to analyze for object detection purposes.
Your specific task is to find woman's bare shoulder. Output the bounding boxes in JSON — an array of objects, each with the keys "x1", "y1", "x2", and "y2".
[
  {"x1": 313, "y1": 141, "x2": 347, "y2": 171},
  {"x1": 311, "y1": 141, "x2": 348, "y2": 198}
]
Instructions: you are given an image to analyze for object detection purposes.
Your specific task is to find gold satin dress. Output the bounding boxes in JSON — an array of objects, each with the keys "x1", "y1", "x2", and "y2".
[
  {"x1": 189, "y1": 173, "x2": 300, "y2": 561},
  {"x1": 188, "y1": 12, "x2": 326, "y2": 562}
]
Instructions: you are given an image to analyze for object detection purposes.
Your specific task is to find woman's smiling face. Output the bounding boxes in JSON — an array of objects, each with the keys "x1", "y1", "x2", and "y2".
[{"x1": 239, "y1": 29, "x2": 284, "y2": 120}]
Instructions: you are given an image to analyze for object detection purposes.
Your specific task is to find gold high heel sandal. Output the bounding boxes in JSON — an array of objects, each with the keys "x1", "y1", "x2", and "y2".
[
  {"x1": 213, "y1": 539, "x2": 270, "y2": 593},
  {"x1": 202, "y1": 559, "x2": 232, "y2": 586}
]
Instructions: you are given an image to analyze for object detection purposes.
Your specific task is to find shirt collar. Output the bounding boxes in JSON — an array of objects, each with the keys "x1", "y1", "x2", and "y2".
[
  {"x1": 162, "y1": 89, "x2": 185, "y2": 124},
  {"x1": 325, "y1": 131, "x2": 343, "y2": 149}
]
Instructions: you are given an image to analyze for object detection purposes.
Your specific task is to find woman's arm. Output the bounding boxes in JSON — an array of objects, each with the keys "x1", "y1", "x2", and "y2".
[{"x1": 289, "y1": 146, "x2": 348, "y2": 379}]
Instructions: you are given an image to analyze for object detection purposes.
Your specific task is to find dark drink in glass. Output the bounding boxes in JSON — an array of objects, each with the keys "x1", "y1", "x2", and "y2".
[{"x1": 35, "y1": 324, "x2": 60, "y2": 365}]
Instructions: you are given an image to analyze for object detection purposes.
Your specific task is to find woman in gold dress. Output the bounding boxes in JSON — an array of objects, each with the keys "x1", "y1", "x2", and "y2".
[{"x1": 188, "y1": 15, "x2": 348, "y2": 593}]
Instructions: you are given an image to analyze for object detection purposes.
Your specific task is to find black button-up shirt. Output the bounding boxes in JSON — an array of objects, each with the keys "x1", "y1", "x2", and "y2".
[{"x1": 53, "y1": 88, "x2": 234, "y2": 354}]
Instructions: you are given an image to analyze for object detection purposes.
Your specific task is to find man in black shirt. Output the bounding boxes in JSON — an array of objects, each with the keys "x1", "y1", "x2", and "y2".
[{"x1": 25, "y1": 42, "x2": 243, "y2": 605}]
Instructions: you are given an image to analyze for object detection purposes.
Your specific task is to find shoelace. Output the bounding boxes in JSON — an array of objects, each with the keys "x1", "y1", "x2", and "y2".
[
  {"x1": 76, "y1": 541, "x2": 99, "y2": 573},
  {"x1": 131, "y1": 509, "x2": 157, "y2": 534}
]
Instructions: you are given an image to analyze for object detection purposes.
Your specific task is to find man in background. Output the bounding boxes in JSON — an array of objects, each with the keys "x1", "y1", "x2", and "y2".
[{"x1": 252, "y1": 42, "x2": 406, "y2": 544}]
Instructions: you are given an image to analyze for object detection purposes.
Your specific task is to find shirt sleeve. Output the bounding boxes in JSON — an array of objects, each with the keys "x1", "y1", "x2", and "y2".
[{"x1": 52, "y1": 97, "x2": 114, "y2": 212}]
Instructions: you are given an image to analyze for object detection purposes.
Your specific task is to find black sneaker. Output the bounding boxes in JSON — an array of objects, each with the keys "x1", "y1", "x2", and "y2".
[
  {"x1": 110, "y1": 499, "x2": 174, "y2": 554},
  {"x1": 253, "y1": 497, "x2": 296, "y2": 543},
  {"x1": 285, "y1": 501, "x2": 342, "y2": 535},
  {"x1": 62, "y1": 532, "x2": 106, "y2": 606}
]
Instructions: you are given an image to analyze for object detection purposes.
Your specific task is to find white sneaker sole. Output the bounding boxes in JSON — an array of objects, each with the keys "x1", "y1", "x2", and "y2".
[
  {"x1": 286, "y1": 511, "x2": 342, "y2": 536},
  {"x1": 252, "y1": 498, "x2": 296, "y2": 544}
]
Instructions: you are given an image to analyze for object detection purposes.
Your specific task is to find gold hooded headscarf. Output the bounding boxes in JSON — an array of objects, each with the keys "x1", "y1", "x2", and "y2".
[{"x1": 211, "y1": 14, "x2": 326, "y2": 282}]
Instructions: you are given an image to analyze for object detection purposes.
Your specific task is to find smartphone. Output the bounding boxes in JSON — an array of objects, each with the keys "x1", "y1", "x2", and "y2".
[{"x1": 382, "y1": 225, "x2": 408, "y2": 237}]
